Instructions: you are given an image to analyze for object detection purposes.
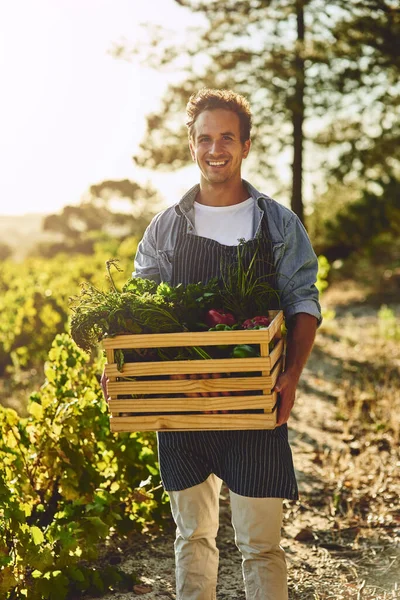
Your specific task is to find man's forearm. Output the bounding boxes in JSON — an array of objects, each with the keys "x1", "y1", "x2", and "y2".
[
  {"x1": 284, "y1": 312, "x2": 318, "y2": 382},
  {"x1": 274, "y1": 312, "x2": 318, "y2": 425}
]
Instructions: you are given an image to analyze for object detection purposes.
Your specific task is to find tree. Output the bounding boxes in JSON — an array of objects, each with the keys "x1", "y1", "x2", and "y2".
[
  {"x1": 113, "y1": 0, "x2": 399, "y2": 226},
  {"x1": 314, "y1": 0, "x2": 400, "y2": 187},
  {"x1": 0, "y1": 242, "x2": 12, "y2": 261},
  {"x1": 39, "y1": 179, "x2": 162, "y2": 256},
  {"x1": 311, "y1": 176, "x2": 400, "y2": 262}
]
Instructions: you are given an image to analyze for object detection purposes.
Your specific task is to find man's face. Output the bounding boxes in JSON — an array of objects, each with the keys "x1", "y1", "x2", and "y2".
[{"x1": 189, "y1": 109, "x2": 251, "y2": 186}]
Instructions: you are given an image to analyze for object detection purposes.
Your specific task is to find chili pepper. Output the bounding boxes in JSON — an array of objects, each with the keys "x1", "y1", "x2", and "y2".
[
  {"x1": 231, "y1": 344, "x2": 260, "y2": 358},
  {"x1": 205, "y1": 308, "x2": 236, "y2": 328},
  {"x1": 242, "y1": 315, "x2": 271, "y2": 329}
]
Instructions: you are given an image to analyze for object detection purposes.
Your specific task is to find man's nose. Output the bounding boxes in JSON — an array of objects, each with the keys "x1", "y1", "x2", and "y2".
[{"x1": 209, "y1": 139, "x2": 224, "y2": 155}]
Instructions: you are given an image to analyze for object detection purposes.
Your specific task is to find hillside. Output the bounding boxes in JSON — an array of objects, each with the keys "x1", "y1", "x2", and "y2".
[{"x1": 0, "y1": 213, "x2": 59, "y2": 260}]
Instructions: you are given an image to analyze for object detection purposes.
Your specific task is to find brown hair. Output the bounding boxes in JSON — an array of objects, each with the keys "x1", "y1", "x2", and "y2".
[{"x1": 186, "y1": 88, "x2": 252, "y2": 143}]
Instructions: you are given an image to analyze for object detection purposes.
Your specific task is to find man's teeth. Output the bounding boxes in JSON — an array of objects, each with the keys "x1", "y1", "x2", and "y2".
[{"x1": 208, "y1": 160, "x2": 227, "y2": 166}]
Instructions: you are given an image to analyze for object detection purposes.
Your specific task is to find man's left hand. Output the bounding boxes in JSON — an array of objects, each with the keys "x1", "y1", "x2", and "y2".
[{"x1": 273, "y1": 371, "x2": 299, "y2": 426}]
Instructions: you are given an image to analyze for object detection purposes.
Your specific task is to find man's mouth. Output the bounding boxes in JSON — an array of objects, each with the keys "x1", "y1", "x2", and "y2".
[{"x1": 206, "y1": 159, "x2": 229, "y2": 167}]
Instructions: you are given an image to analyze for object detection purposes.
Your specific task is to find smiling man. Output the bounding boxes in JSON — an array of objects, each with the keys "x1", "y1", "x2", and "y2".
[
  {"x1": 108, "y1": 89, "x2": 321, "y2": 599},
  {"x1": 189, "y1": 107, "x2": 251, "y2": 194}
]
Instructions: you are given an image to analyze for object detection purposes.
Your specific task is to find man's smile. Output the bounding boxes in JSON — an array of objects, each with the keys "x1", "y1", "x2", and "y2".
[{"x1": 206, "y1": 159, "x2": 229, "y2": 167}]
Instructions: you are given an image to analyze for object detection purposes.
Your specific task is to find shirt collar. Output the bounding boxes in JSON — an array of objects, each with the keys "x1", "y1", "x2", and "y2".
[{"x1": 175, "y1": 180, "x2": 271, "y2": 215}]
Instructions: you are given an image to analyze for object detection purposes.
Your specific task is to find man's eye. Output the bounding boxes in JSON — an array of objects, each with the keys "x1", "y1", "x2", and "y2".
[{"x1": 223, "y1": 136, "x2": 233, "y2": 141}]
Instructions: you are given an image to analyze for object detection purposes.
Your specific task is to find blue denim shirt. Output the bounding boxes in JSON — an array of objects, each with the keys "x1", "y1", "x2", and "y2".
[{"x1": 133, "y1": 180, "x2": 322, "y2": 324}]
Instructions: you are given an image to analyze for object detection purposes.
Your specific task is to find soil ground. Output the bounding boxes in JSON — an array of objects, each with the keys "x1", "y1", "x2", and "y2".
[{"x1": 87, "y1": 284, "x2": 400, "y2": 600}]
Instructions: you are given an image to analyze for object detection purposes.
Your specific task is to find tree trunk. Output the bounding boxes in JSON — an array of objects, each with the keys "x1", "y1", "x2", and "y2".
[{"x1": 291, "y1": 0, "x2": 305, "y2": 225}]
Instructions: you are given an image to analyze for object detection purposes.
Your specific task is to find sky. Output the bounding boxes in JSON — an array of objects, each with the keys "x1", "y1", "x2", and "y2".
[{"x1": 0, "y1": 0, "x2": 203, "y2": 216}]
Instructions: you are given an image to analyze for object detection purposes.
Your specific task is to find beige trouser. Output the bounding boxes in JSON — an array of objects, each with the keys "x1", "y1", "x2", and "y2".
[{"x1": 168, "y1": 474, "x2": 288, "y2": 600}]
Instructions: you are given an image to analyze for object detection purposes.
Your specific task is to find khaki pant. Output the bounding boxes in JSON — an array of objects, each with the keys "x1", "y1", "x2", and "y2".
[{"x1": 168, "y1": 474, "x2": 288, "y2": 600}]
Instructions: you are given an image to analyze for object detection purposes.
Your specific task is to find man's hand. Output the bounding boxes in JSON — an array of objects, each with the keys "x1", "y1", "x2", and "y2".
[
  {"x1": 273, "y1": 312, "x2": 318, "y2": 426},
  {"x1": 274, "y1": 371, "x2": 299, "y2": 426}
]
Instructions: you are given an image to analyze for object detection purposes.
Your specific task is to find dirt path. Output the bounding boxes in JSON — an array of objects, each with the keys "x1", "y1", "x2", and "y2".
[{"x1": 91, "y1": 294, "x2": 400, "y2": 599}]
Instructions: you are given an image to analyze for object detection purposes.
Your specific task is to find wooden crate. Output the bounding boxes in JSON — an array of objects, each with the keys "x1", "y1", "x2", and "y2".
[{"x1": 103, "y1": 310, "x2": 284, "y2": 432}]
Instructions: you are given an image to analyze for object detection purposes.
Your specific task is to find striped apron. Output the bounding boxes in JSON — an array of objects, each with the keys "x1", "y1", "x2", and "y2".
[{"x1": 157, "y1": 210, "x2": 298, "y2": 499}]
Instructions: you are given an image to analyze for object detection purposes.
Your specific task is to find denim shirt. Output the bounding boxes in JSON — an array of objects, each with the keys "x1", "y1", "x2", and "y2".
[{"x1": 133, "y1": 180, "x2": 322, "y2": 324}]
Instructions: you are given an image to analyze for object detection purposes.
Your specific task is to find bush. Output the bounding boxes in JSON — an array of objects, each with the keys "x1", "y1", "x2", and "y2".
[
  {"x1": 0, "y1": 251, "x2": 135, "y2": 375},
  {"x1": 0, "y1": 334, "x2": 168, "y2": 599}
]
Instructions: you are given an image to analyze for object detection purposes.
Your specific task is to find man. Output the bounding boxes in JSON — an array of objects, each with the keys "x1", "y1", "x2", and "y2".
[{"x1": 105, "y1": 89, "x2": 321, "y2": 599}]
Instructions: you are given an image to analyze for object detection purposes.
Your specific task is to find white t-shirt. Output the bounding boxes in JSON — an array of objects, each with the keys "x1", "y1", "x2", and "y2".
[{"x1": 193, "y1": 197, "x2": 255, "y2": 246}]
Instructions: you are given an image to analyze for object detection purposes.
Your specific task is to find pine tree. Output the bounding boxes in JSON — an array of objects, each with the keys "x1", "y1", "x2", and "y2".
[{"x1": 113, "y1": 0, "x2": 399, "y2": 225}]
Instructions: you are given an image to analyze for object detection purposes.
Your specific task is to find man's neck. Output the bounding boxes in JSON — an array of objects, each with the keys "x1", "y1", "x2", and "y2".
[{"x1": 196, "y1": 178, "x2": 249, "y2": 207}]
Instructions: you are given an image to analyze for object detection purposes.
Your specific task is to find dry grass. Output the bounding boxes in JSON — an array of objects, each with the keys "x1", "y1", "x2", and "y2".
[{"x1": 285, "y1": 298, "x2": 400, "y2": 599}]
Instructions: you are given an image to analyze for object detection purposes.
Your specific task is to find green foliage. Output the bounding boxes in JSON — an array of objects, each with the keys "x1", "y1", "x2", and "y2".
[
  {"x1": 310, "y1": 177, "x2": 400, "y2": 266},
  {"x1": 317, "y1": 0, "x2": 400, "y2": 184},
  {"x1": 324, "y1": 177, "x2": 399, "y2": 259},
  {"x1": 316, "y1": 255, "x2": 330, "y2": 296},
  {"x1": 377, "y1": 305, "x2": 400, "y2": 342},
  {"x1": 0, "y1": 334, "x2": 167, "y2": 599},
  {"x1": 118, "y1": 0, "x2": 399, "y2": 222},
  {"x1": 0, "y1": 251, "x2": 135, "y2": 375}
]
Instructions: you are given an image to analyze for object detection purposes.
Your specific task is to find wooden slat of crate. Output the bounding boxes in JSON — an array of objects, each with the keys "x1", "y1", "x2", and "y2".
[
  {"x1": 109, "y1": 375, "x2": 273, "y2": 396},
  {"x1": 108, "y1": 353, "x2": 282, "y2": 397},
  {"x1": 102, "y1": 310, "x2": 283, "y2": 350},
  {"x1": 105, "y1": 338, "x2": 284, "y2": 378},
  {"x1": 110, "y1": 410, "x2": 277, "y2": 433},
  {"x1": 108, "y1": 393, "x2": 276, "y2": 413}
]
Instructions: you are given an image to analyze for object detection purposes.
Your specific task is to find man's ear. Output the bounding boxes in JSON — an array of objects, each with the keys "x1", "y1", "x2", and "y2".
[{"x1": 243, "y1": 139, "x2": 251, "y2": 159}]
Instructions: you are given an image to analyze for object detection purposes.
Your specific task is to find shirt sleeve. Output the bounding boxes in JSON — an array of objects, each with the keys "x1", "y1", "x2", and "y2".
[
  {"x1": 132, "y1": 223, "x2": 161, "y2": 283},
  {"x1": 276, "y1": 214, "x2": 322, "y2": 326}
]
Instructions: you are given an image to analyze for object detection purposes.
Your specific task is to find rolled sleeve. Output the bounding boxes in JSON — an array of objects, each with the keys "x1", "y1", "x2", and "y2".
[
  {"x1": 132, "y1": 224, "x2": 161, "y2": 283},
  {"x1": 276, "y1": 215, "x2": 322, "y2": 326}
]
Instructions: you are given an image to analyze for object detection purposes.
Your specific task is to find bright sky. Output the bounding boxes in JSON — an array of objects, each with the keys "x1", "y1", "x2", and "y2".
[{"x1": 0, "y1": 0, "x2": 201, "y2": 216}]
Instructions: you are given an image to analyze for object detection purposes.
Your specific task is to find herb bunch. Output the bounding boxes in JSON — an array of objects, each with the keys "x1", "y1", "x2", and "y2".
[
  {"x1": 70, "y1": 261, "x2": 220, "y2": 352},
  {"x1": 219, "y1": 239, "x2": 280, "y2": 321}
]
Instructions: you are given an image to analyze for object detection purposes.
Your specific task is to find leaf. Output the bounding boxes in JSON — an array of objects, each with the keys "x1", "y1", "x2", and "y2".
[
  {"x1": 83, "y1": 516, "x2": 110, "y2": 538},
  {"x1": 28, "y1": 401, "x2": 43, "y2": 420},
  {"x1": 30, "y1": 525, "x2": 45, "y2": 546},
  {"x1": 32, "y1": 570, "x2": 42, "y2": 579},
  {"x1": 294, "y1": 527, "x2": 317, "y2": 542},
  {"x1": 69, "y1": 567, "x2": 85, "y2": 583},
  {"x1": 0, "y1": 566, "x2": 18, "y2": 594}
]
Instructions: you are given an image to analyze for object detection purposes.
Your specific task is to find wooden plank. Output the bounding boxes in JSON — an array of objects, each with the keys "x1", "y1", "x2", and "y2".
[
  {"x1": 102, "y1": 310, "x2": 283, "y2": 350},
  {"x1": 108, "y1": 392, "x2": 276, "y2": 413},
  {"x1": 105, "y1": 348, "x2": 115, "y2": 403},
  {"x1": 265, "y1": 310, "x2": 284, "y2": 341},
  {"x1": 102, "y1": 330, "x2": 269, "y2": 349},
  {"x1": 270, "y1": 357, "x2": 283, "y2": 388},
  {"x1": 107, "y1": 375, "x2": 275, "y2": 395},
  {"x1": 269, "y1": 338, "x2": 284, "y2": 369},
  {"x1": 109, "y1": 411, "x2": 277, "y2": 432},
  {"x1": 105, "y1": 355, "x2": 276, "y2": 377}
]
